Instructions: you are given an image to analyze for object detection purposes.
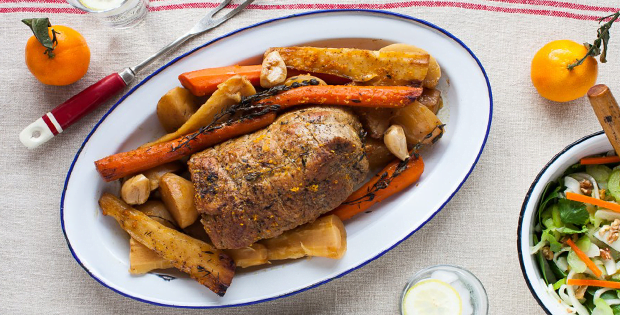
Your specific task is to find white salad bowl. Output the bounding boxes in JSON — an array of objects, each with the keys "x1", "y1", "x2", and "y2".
[
  {"x1": 61, "y1": 10, "x2": 492, "y2": 308},
  {"x1": 518, "y1": 131, "x2": 611, "y2": 315}
]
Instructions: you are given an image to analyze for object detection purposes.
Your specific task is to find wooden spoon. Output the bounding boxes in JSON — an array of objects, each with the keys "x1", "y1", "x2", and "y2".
[{"x1": 588, "y1": 84, "x2": 620, "y2": 155}]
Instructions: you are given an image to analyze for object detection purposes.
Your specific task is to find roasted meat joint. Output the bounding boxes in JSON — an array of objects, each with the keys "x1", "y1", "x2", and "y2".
[{"x1": 190, "y1": 107, "x2": 369, "y2": 249}]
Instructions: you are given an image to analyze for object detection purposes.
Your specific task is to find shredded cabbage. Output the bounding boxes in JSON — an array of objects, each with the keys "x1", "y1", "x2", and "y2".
[
  {"x1": 566, "y1": 271, "x2": 590, "y2": 315},
  {"x1": 587, "y1": 165, "x2": 612, "y2": 183},
  {"x1": 565, "y1": 176, "x2": 583, "y2": 195},
  {"x1": 592, "y1": 298, "x2": 613, "y2": 315}
]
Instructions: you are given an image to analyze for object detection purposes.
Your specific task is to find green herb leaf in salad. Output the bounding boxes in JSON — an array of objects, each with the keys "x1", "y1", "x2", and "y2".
[{"x1": 558, "y1": 198, "x2": 590, "y2": 225}]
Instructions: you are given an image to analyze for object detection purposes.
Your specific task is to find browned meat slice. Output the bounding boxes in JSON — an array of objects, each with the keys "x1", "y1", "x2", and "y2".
[{"x1": 188, "y1": 107, "x2": 368, "y2": 249}]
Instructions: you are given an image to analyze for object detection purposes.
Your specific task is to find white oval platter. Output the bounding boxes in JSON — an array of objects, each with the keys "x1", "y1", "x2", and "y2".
[{"x1": 61, "y1": 10, "x2": 492, "y2": 308}]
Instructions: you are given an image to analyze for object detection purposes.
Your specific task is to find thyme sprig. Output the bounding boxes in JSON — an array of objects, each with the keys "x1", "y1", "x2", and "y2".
[
  {"x1": 568, "y1": 11, "x2": 620, "y2": 70},
  {"x1": 343, "y1": 124, "x2": 445, "y2": 206},
  {"x1": 171, "y1": 79, "x2": 320, "y2": 152}
]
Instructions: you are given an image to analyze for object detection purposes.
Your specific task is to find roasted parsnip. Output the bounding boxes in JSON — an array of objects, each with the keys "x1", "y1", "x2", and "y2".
[
  {"x1": 159, "y1": 173, "x2": 199, "y2": 229},
  {"x1": 148, "y1": 75, "x2": 256, "y2": 145},
  {"x1": 156, "y1": 87, "x2": 199, "y2": 133},
  {"x1": 129, "y1": 238, "x2": 174, "y2": 274},
  {"x1": 267, "y1": 47, "x2": 429, "y2": 85},
  {"x1": 99, "y1": 193, "x2": 235, "y2": 296},
  {"x1": 379, "y1": 43, "x2": 441, "y2": 88},
  {"x1": 224, "y1": 244, "x2": 269, "y2": 268},
  {"x1": 260, "y1": 215, "x2": 347, "y2": 260},
  {"x1": 142, "y1": 162, "x2": 184, "y2": 191}
]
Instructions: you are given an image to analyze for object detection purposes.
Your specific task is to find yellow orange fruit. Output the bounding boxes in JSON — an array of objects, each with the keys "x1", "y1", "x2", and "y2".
[
  {"x1": 25, "y1": 25, "x2": 90, "y2": 86},
  {"x1": 531, "y1": 40, "x2": 598, "y2": 102}
]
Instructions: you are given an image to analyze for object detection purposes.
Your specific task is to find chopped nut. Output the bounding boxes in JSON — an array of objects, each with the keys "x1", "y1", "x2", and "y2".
[
  {"x1": 580, "y1": 179, "x2": 593, "y2": 195},
  {"x1": 601, "y1": 189, "x2": 607, "y2": 200},
  {"x1": 541, "y1": 246, "x2": 554, "y2": 260},
  {"x1": 575, "y1": 285, "x2": 588, "y2": 300},
  {"x1": 600, "y1": 219, "x2": 620, "y2": 244},
  {"x1": 600, "y1": 248, "x2": 612, "y2": 260}
]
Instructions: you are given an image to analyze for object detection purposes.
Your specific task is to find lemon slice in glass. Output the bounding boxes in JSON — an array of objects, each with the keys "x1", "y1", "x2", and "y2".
[{"x1": 403, "y1": 279, "x2": 462, "y2": 315}]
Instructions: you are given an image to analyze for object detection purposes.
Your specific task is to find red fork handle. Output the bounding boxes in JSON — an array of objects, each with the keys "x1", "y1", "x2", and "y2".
[{"x1": 20, "y1": 70, "x2": 133, "y2": 149}]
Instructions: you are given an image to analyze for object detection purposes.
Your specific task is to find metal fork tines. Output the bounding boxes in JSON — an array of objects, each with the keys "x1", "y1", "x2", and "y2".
[{"x1": 132, "y1": 0, "x2": 255, "y2": 74}]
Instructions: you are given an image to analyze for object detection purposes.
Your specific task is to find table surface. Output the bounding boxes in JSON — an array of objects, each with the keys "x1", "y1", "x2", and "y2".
[{"x1": 1, "y1": 0, "x2": 619, "y2": 314}]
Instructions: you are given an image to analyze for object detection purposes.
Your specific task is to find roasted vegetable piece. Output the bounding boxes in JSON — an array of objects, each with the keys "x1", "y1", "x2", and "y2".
[
  {"x1": 417, "y1": 88, "x2": 443, "y2": 114},
  {"x1": 142, "y1": 162, "x2": 184, "y2": 191},
  {"x1": 224, "y1": 244, "x2": 269, "y2": 268},
  {"x1": 135, "y1": 200, "x2": 177, "y2": 228},
  {"x1": 121, "y1": 174, "x2": 150, "y2": 205},
  {"x1": 379, "y1": 43, "x2": 441, "y2": 88},
  {"x1": 129, "y1": 201, "x2": 177, "y2": 274},
  {"x1": 260, "y1": 215, "x2": 347, "y2": 260},
  {"x1": 329, "y1": 156, "x2": 424, "y2": 221},
  {"x1": 267, "y1": 47, "x2": 429, "y2": 85},
  {"x1": 129, "y1": 238, "x2": 174, "y2": 274},
  {"x1": 353, "y1": 107, "x2": 395, "y2": 138},
  {"x1": 94, "y1": 113, "x2": 276, "y2": 182},
  {"x1": 391, "y1": 101, "x2": 443, "y2": 146},
  {"x1": 149, "y1": 75, "x2": 257, "y2": 145},
  {"x1": 159, "y1": 173, "x2": 199, "y2": 229},
  {"x1": 183, "y1": 221, "x2": 270, "y2": 269},
  {"x1": 365, "y1": 138, "x2": 395, "y2": 171},
  {"x1": 99, "y1": 193, "x2": 235, "y2": 296},
  {"x1": 255, "y1": 85, "x2": 422, "y2": 109},
  {"x1": 260, "y1": 51, "x2": 287, "y2": 88},
  {"x1": 156, "y1": 87, "x2": 199, "y2": 133},
  {"x1": 384, "y1": 125, "x2": 409, "y2": 161},
  {"x1": 183, "y1": 220, "x2": 211, "y2": 242},
  {"x1": 179, "y1": 65, "x2": 262, "y2": 97}
]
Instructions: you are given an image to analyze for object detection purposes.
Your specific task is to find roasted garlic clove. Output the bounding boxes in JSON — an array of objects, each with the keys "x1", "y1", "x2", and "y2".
[
  {"x1": 121, "y1": 174, "x2": 151, "y2": 205},
  {"x1": 260, "y1": 51, "x2": 287, "y2": 88},
  {"x1": 384, "y1": 125, "x2": 409, "y2": 161}
]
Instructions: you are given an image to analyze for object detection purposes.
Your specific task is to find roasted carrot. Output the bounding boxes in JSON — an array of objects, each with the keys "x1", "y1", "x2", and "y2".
[
  {"x1": 256, "y1": 85, "x2": 422, "y2": 109},
  {"x1": 567, "y1": 279, "x2": 620, "y2": 289},
  {"x1": 179, "y1": 65, "x2": 262, "y2": 97},
  {"x1": 95, "y1": 113, "x2": 276, "y2": 182},
  {"x1": 580, "y1": 156, "x2": 620, "y2": 165},
  {"x1": 566, "y1": 192, "x2": 620, "y2": 213},
  {"x1": 566, "y1": 239, "x2": 603, "y2": 278},
  {"x1": 179, "y1": 66, "x2": 350, "y2": 97},
  {"x1": 328, "y1": 156, "x2": 424, "y2": 221}
]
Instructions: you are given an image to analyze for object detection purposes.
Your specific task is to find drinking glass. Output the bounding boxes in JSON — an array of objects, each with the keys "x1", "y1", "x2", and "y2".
[
  {"x1": 401, "y1": 265, "x2": 489, "y2": 315},
  {"x1": 66, "y1": 0, "x2": 149, "y2": 28}
]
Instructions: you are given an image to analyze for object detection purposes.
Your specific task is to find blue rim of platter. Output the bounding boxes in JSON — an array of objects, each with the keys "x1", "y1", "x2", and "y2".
[
  {"x1": 517, "y1": 130, "x2": 605, "y2": 315},
  {"x1": 60, "y1": 9, "x2": 493, "y2": 309}
]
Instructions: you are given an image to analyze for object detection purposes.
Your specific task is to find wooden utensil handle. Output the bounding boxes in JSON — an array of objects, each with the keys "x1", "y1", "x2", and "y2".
[{"x1": 588, "y1": 84, "x2": 620, "y2": 155}]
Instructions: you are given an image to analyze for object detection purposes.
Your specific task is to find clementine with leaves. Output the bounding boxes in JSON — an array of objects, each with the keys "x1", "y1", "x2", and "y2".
[
  {"x1": 23, "y1": 18, "x2": 90, "y2": 86},
  {"x1": 530, "y1": 11, "x2": 619, "y2": 102},
  {"x1": 531, "y1": 40, "x2": 598, "y2": 103}
]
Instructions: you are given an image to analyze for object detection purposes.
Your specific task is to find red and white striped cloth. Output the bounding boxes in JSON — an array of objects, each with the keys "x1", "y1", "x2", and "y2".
[{"x1": 1, "y1": 0, "x2": 618, "y2": 20}]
